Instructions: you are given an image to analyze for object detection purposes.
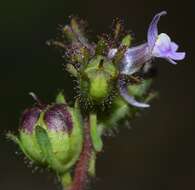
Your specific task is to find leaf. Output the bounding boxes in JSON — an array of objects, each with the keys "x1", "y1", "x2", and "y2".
[
  {"x1": 121, "y1": 35, "x2": 132, "y2": 48},
  {"x1": 88, "y1": 151, "x2": 96, "y2": 177},
  {"x1": 128, "y1": 79, "x2": 153, "y2": 97},
  {"x1": 55, "y1": 91, "x2": 66, "y2": 104},
  {"x1": 35, "y1": 125, "x2": 52, "y2": 164},
  {"x1": 90, "y1": 113, "x2": 103, "y2": 152},
  {"x1": 6, "y1": 133, "x2": 33, "y2": 160},
  {"x1": 95, "y1": 39, "x2": 108, "y2": 55}
]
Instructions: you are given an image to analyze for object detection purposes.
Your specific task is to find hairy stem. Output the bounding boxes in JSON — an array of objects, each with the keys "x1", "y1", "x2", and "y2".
[{"x1": 68, "y1": 117, "x2": 93, "y2": 190}]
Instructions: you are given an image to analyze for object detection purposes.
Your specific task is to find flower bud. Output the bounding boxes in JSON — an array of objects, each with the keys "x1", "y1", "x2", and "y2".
[
  {"x1": 10, "y1": 98, "x2": 83, "y2": 175},
  {"x1": 20, "y1": 106, "x2": 42, "y2": 134},
  {"x1": 80, "y1": 55, "x2": 118, "y2": 104},
  {"x1": 44, "y1": 104, "x2": 73, "y2": 133},
  {"x1": 18, "y1": 106, "x2": 44, "y2": 163}
]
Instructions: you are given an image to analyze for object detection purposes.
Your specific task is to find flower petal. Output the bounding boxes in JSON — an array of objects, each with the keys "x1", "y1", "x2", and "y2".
[
  {"x1": 108, "y1": 48, "x2": 117, "y2": 59},
  {"x1": 121, "y1": 43, "x2": 151, "y2": 75},
  {"x1": 168, "y1": 52, "x2": 186, "y2": 60},
  {"x1": 152, "y1": 44, "x2": 164, "y2": 57},
  {"x1": 152, "y1": 33, "x2": 172, "y2": 57},
  {"x1": 118, "y1": 77, "x2": 150, "y2": 108},
  {"x1": 166, "y1": 58, "x2": 177, "y2": 65},
  {"x1": 155, "y1": 33, "x2": 171, "y2": 51},
  {"x1": 147, "y1": 11, "x2": 167, "y2": 49},
  {"x1": 171, "y1": 42, "x2": 179, "y2": 51}
]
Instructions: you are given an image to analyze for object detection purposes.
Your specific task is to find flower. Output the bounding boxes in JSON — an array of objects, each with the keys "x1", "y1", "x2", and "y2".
[
  {"x1": 109, "y1": 11, "x2": 186, "y2": 75},
  {"x1": 108, "y1": 11, "x2": 186, "y2": 108},
  {"x1": 151, "y1": 33, "x2": 185, "y2": 64},
  {"x1": 148, "y1": 11, "x2": 186, "y2": 65}
]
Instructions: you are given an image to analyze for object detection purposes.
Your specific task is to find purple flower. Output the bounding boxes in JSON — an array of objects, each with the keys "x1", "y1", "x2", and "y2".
[
  {"x1": 124, "y1": 11, "x2": 186, "y2": 73},
  {"x1": 148, "y1": 11, "x2": 185, "y2": 65},
  {"x1": 151, "y1": 33, "x2": 185, "y2": 65},
  {"x1": 110, "y1": 11, "x2": 186, "y2": 108},
  {"x1": 109, "y1": 11, "x2": 186, "y2": 75}
]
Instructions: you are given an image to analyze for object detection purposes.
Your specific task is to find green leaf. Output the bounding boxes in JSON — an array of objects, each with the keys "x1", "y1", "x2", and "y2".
[
  {"x1": 66, "y1": 64, "x2": 78, "y2": 77},
  {"x1": 35, "y1": 125, "x2": 52, "y2": 164},
  {"x1": 95, "y1": 39, "x2": 108, "y2": 55},
  {"x1": 70, "y1": 18, "x2": 82, "y2": 36},
  {"x1": 90, "y1": 113, "x2": 103, "y2": 152},
  {"x1": 63, "y1": 25, "x2": 77, "y2": 42},
  {"x1": 99, "y1": 102, "x2": 129, "y2": 131},
  {"x1": 7, "y1": 133, "x2": 21, "y2": 145},
  {"x1": 56, "y1": 91, "x2": 66, "y2": 104},
  {"x1": 35, "y1": 125, "x2": 71, "y2": 173},
  {"x1": 145, "y1": 91, "x2": 158, "y2": 103},
  {"x1": 70, "y1": 17, "x2": 89, "y2": 46},
  {"x1": 88, "y1": 151, "x2": 96, "y2": 177},
  {"x1": 128, "y1": 79, "x2": 153, "y2": 97},
  {"x1": 121, "y1": 34, "x2": 132, "y2": 47},
  {"x1": 113, "y1": 19, "x2": 122, "y2": 39},
  {"x1": 7, "y1": 133, "x2": 33, "y2": 160}
]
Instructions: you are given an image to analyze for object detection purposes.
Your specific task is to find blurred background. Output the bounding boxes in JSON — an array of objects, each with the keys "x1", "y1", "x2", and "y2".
[{"x1": 0, "y1": 0, "x2": 194, "y2": 189}]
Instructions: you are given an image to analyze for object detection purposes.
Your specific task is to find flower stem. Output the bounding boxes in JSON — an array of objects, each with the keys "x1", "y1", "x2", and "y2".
[{"x1": 68, "y1": 117, "x2": 93, "y2": 190}]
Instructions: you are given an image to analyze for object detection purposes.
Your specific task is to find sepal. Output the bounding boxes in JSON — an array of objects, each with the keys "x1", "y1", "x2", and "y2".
[{"x1": 89, "y1": 113, "x2": 103, "y2": 152}]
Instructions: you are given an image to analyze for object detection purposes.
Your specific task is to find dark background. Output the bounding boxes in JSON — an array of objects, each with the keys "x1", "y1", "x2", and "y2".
[{"x1": 0, "y1": 0, "x2": 194, "y2": 189}]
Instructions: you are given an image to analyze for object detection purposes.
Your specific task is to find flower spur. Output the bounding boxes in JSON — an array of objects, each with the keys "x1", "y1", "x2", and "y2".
[{"x1": 109, "y1": 11, "x2": 186, "y2": 108}]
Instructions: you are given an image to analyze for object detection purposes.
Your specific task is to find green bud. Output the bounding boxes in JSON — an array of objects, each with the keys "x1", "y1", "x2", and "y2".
[
  {"x1": 121, "y1": 34, "x2": 132, "y2": 48},
  {"x1": 98, "y1": 97, "x2": 129, "y2": 131},
  {"x1": 95, "y1": 38, "x2": 108, "y2": 55},
  {"x1": 99, "y1": 79, "x2": 156, "y2": 131},
  {"x1": 89, "y1": 72, "x2": 108, "y2": 101},
  {"x1": 63, "y1": 25, "x2": 77, "y2": 42},
  {"x1": 80, "y1": 55, "x2": 118, "y2": 104},
  {"x1": 55, "y1": 91, "x2": 66, "y2": 104},
  {"x1": 9, "y1": 97, "x2": 83, "y2": 175}
]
